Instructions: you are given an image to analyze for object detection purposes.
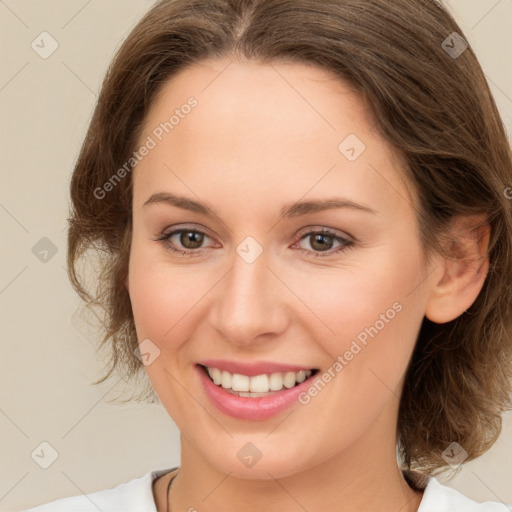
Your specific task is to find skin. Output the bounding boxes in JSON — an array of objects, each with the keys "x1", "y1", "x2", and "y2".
[{"x1": 126, "y1": 56, "x2": 489, "y2": 512}]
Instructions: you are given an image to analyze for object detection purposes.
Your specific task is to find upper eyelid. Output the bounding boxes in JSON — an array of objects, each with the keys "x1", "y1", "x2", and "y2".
[
  {"x1": 160, "y1": 223, "x2": 351, "y2": 236},
  {"x1": 160, "y1": 224, "x2": 215, "y2": 241},
  {"x1": 296, "y1": 226, "x2": 353, "y2": 240}
]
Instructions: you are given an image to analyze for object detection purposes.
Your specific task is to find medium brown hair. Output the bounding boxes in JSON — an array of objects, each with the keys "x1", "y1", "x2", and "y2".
[{"x1": 67, "y1": 0, "x2": 512, "y2": 475}]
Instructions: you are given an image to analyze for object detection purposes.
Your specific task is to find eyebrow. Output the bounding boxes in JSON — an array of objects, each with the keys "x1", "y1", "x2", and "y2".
[{"x1": 143, "y1": 192, "x2": 377, "y2": 217}]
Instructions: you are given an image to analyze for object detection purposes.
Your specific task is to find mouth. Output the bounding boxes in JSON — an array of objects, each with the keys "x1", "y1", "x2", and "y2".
[{"x1": 198, "y1": 364, "x2": 320, "y2": 398}]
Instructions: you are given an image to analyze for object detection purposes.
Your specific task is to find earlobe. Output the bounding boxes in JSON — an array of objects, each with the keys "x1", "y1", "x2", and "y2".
[{"x1": 425, "y1": 214, "x2": 490, "y2": 324}]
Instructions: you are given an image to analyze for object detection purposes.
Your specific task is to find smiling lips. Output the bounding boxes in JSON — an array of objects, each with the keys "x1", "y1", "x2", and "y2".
[{"x1": 196, "y1": 360, "x2": 319, "y2": 420}]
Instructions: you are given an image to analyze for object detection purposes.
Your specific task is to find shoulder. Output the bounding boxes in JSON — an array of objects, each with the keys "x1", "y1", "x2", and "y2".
[
  {"x1": 23, "y1": 467, "x2": 177, "y2": 512},
  {"x1": 419, "y1": 476, "x2": 511, "y2": 511}
]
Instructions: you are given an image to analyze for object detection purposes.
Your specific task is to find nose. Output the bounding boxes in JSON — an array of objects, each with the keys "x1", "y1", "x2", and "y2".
[{"x1": 209, "y1": 246, "x2": 289, "y2": 347}]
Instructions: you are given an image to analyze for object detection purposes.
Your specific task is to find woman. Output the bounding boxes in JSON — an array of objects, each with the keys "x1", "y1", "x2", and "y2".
[{"x1": 25, "y1": 0, "x2": 512, "y2": 510}]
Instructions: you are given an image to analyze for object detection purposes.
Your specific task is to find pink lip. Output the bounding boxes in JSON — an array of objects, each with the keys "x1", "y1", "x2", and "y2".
[
  {"x1": 198, "y1": 359, "x2": 314, "y2": 377},
  {"x1": 196, "y1": 364, "x2": 317, "y2": 421}
]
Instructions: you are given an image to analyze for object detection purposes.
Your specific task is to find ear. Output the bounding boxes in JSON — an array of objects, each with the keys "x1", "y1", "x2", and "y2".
[{"x1": 425, "y1": 214, "x2": 490, "y2": 324}]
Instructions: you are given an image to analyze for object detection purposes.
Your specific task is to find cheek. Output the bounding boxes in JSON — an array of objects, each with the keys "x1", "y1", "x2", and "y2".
[
  {"x1": 283, "y1": 254, "x2": 426, "y2": 442},
  {"x1": 286, "y1": 245, "x2": 426, "y2": 383},
  {"x1": 127, "y1": 246, "x2": 209, "y2": 418},
  {"x1": 129, "y1": 263, "x2": 203, "y2": 344},
  {"x1": 127, "y1": 237, "x2": 205, "y2": 356},
  {"x1": 294, "y1": 259, "x2": 420, "y2": 336}
]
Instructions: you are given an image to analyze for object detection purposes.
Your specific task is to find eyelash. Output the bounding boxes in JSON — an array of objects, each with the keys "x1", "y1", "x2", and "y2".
[{"x1": 155, "y1": 226, "x2": 355, "y2": 259}]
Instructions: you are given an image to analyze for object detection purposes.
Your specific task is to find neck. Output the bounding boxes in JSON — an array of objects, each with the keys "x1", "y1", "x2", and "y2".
[{"x1": 166, "y1": 426, "x2": 424, "y2": 512}]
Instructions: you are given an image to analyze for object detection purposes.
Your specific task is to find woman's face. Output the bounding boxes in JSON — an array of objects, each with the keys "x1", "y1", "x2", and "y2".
[{"x1": 127, "y1": 57, "x2": 438, "y2": 478}]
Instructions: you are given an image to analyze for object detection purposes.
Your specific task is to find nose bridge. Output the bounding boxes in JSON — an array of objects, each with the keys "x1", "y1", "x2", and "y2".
[{"x1": 211, "y1": 242, "x2": 287, "y2": 345}]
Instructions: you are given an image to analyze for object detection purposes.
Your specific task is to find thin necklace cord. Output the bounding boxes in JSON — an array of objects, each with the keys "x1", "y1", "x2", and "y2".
[{"x1": 165, "y1": 472, "x2": 177, "y2": 512}]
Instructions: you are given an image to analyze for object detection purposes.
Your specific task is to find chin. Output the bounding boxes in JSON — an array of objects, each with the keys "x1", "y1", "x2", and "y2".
[{"x1": 189, "y1": 431, "x2": 322, "y2": 481}]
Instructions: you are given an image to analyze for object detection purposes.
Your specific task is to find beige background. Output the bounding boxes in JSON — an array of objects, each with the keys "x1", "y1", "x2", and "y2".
[{"x1": 1, "y1": 1, "x2": 511, "y2": 510}]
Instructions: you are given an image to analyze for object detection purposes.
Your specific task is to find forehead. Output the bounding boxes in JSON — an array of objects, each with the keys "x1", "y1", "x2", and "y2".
[
  {"x1": 141, "y1": 57, "x2": 374, "y2": 145},
  {"x1": 132, "y1": 57, "x2": 412, "y2": 217}
]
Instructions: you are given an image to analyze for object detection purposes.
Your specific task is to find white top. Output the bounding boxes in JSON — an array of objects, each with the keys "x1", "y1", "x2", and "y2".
[{"x1": 23, "y1": 467, "x2": 511, "y2": 511}]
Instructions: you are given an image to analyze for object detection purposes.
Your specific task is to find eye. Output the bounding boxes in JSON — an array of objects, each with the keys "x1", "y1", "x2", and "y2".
[
  {"x1": 155, "y1": 226, "x2": 214, "y2": 256},
  {"x1": 154, "y1": 225, "x2": 354, "y2": 259},
  {"x1": 292, "y1": 228, "x2": 354, "y2": 258}
]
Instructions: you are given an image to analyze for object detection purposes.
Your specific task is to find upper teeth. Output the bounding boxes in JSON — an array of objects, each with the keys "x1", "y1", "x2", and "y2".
[{"x1": 206, "y1": 367, "x2": 313, "y2": 393}]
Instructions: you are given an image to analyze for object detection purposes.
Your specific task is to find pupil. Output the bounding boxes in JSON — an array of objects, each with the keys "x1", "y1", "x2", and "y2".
[
  {"x1": 311, "y1": 234, "x2": 333, "y2": 251},
  {"x1": 181, "y1": 231, "x2": 203, "y2": 249}
]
